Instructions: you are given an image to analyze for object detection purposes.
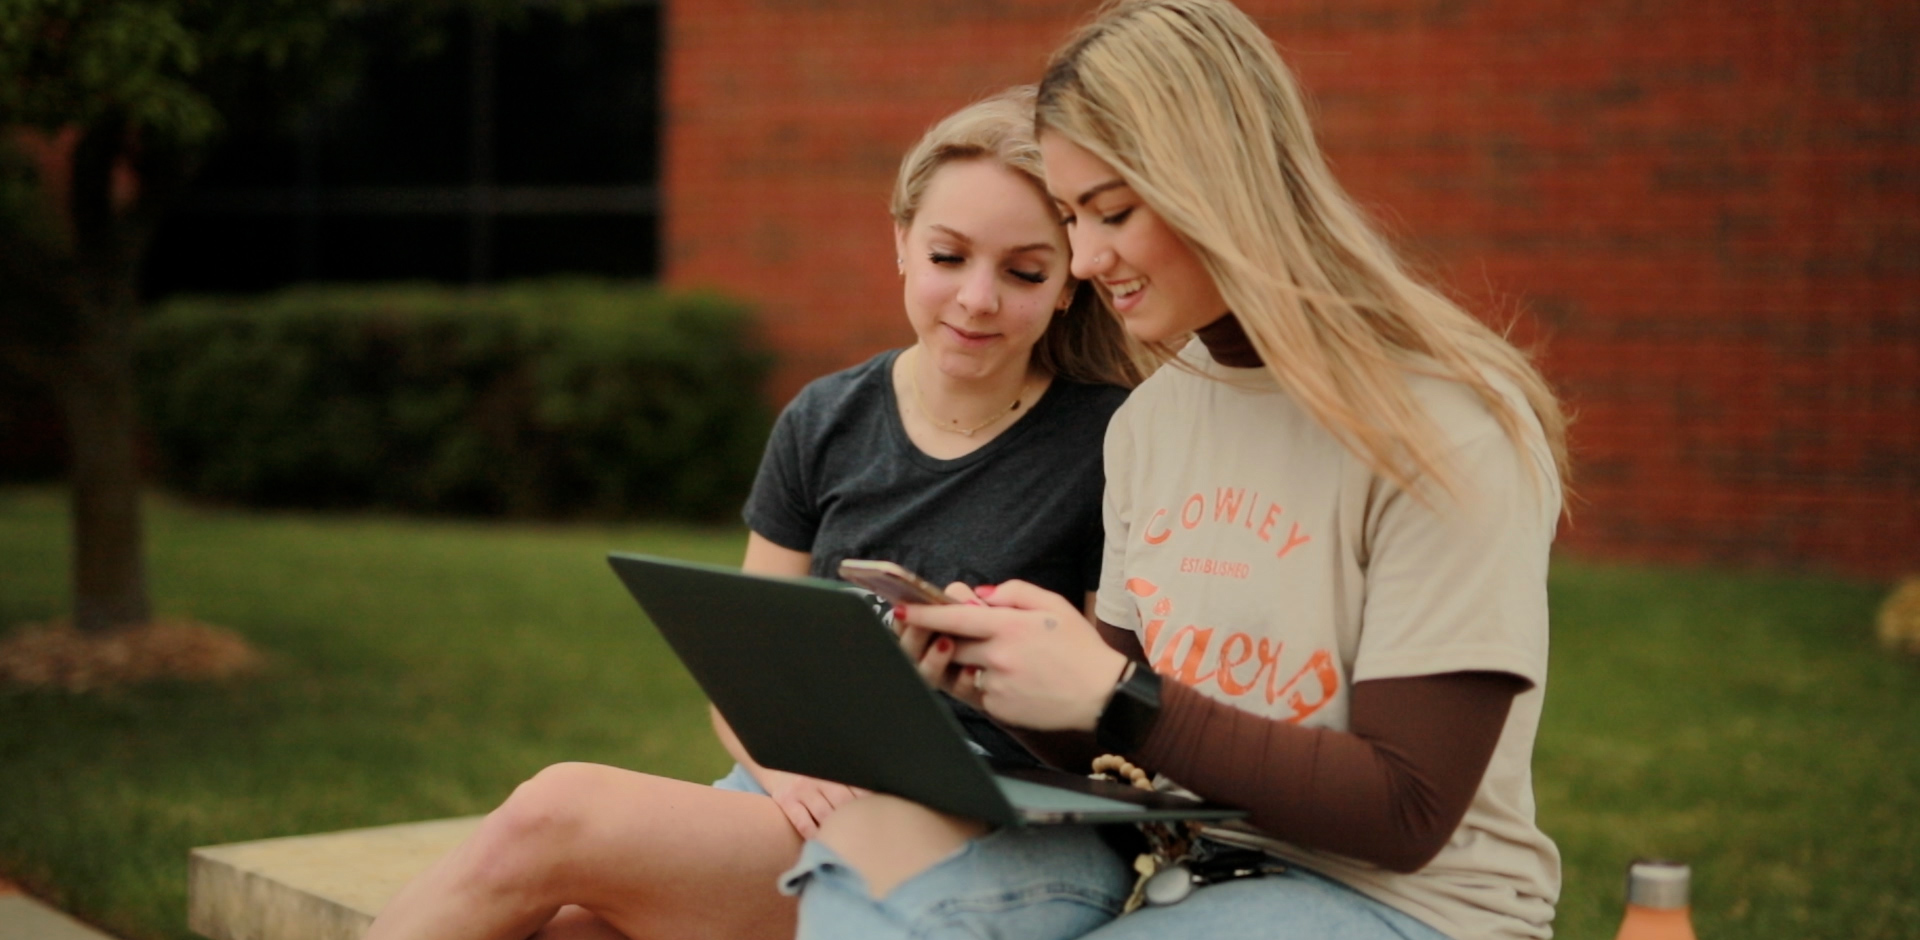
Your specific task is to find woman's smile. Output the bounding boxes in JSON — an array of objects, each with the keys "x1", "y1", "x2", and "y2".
[
  {"x1": 943, "y1": 323, "x2": 1003, "y2": 347},
  {"x1": 1103, "y1": 276, "x2": 1147, "y2": 312}
]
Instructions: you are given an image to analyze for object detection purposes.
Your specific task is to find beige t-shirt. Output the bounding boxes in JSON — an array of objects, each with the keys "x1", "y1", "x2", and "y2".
[{"x1": 1095, "y1": 342, "x2": 1561, "y2": 939}]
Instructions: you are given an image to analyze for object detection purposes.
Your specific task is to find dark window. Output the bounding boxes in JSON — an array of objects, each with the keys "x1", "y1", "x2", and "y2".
[{"x1": 144, "y1": 2, "x2": 661, "y2": 297}]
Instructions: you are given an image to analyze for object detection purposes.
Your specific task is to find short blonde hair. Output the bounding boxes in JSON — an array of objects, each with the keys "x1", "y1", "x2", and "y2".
[
  {"x1": 1039, "y1": 0, "x2": 1570, "y2": 499},
  {"x1": 892, "y1": 86, "x2": 1150, "y2": 390}
]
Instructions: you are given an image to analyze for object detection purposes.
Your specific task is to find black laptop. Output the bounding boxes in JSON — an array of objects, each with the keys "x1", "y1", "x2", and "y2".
[{"x1": 607, "y1": 552, "x2": 1246, "y2": 828}]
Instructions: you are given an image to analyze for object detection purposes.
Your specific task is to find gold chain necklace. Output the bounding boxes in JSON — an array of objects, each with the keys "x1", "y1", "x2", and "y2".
[{"x1": 907, "y1": 349, "x2": 1029, "y2": 438}]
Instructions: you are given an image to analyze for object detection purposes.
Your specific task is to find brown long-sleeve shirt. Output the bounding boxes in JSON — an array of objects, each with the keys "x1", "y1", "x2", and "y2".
[{"x1": 1014, "y1": 621, "x2": 1525, "y2": 874}]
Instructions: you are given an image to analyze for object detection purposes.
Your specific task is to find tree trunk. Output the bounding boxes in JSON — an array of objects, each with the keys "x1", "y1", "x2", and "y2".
[
  {"x1": 60, "y1": 311, "x2": 149, "y2": 633},
  {"x1": 61, "y1": 120, "x2": 155, "y2": 635}
]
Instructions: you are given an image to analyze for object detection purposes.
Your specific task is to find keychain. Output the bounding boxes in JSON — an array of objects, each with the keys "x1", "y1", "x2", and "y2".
[
  {"x1": 1142, "y1": 848, "x2": 1288, "y2": 906},
  {"x1": 1092, "y1": 756, "x2": 1284, "y2": 912}
]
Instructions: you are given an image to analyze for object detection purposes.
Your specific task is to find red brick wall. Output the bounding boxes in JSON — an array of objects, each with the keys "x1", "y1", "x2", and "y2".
[{"x1": 664, "y1": 0, "x2": 1919, "y2": 579}]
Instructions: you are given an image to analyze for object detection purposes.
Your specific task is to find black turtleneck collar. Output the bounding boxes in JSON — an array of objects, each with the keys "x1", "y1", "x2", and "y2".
[{"x1": 1194, "y1": 313, "x2": 1263, "y2": 368}]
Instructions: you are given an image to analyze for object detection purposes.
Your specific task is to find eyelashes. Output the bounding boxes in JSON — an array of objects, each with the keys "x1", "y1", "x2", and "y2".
[
  {"x1": 1057, "y1": 206, "x2": 1133, "y2": 227},
  {"x1": 927, "y1": 252, "x2": 1050, "y2": 285}
]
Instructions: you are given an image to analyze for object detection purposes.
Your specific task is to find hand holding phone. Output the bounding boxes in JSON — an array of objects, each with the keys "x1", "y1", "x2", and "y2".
[
  {"x1": 840, "y1": 558, "x2": 981, "y2": 697},
  {"x1": 837, "y1": 559, "x2": 955, "y2": 607}
]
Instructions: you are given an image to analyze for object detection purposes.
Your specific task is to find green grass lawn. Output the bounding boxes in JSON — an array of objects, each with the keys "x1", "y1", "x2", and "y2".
[{"x1": 1, "y1": 487, "x2": 1915, "y2": 939}]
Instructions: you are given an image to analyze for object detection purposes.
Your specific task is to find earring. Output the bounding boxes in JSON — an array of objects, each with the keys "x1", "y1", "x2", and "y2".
[{"x1": 896, "y1": 256, "x2": 905, "y2": 276}]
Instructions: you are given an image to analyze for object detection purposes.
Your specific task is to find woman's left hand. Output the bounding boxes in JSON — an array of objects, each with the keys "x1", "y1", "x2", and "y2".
[{"x1": 900, "y1": 580, "x2": 1128, "y2": 732}]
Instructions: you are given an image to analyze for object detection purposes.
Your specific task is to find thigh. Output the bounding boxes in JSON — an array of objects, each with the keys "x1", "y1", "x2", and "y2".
[
  {"x1": 533, "y1": 765, "x2": 802, "y2": 940},
  {"x1": 1080, "y1": 866, "x2": 1449, "y2": 940},
  {"x1": 785, "y1": 826, "x2": 1132, "y2": 940}
]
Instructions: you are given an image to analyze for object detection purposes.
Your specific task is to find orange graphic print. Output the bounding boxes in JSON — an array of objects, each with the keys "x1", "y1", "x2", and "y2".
[
  {"x1": 1139, "y1": 487, "x2": 1310, "y2": 559},
  {"x1": 1124, "y1": 577, "x2": 1338, "y2": 724}
]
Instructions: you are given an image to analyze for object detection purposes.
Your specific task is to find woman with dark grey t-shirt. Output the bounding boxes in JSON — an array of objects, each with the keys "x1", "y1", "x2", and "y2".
[{"x1": 361, "y1": 86, "x2": 1146, "y2": 940}]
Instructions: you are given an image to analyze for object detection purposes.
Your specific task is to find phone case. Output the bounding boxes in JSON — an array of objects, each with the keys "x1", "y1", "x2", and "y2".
[{"x1": 838, "y1": 559, "x2": 953, "y2": 606}]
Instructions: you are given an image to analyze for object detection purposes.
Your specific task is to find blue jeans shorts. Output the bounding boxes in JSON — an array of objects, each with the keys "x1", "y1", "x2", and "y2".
[
  {"x1": 780, "y1": 825, "x2": 1131, "y2": 940},
  {"x1": 778, "y1": 829, "x2": 1450, "y2": 940},
  {"x1": 711, "y1": 761, "x2": 769, "y2": 795}
]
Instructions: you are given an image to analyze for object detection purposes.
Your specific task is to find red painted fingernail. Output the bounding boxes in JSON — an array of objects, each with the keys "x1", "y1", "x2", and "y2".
[
  {"x1": 975, "y1": 584, "x2": 996, "y2": 598},
  {"x1": 936, "y1": 636, "x2": 952, "y2": 652},
  {"x1": 892, "y1": 605, "x2": 907, "y2": 620}
]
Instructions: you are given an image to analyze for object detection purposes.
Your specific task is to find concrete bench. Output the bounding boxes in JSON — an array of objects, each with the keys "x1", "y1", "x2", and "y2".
[
  {"x1": 0, "y1": 879, "x2": 120, "y2": 940},
  {"x1": 188, "y1": 817, "x2": 480, "y2": 940}
]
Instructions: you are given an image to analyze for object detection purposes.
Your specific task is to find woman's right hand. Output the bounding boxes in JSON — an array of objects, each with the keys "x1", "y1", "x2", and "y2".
[{"x1": 756, "y1": 767, "x2": 868, "y2": 839}]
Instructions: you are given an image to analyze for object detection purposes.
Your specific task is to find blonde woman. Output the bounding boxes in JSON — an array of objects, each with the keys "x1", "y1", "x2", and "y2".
[
  {"x1": 783, "y1": 2, "x2": 1571, "y2": 939},
  {"x1": 361, "y1": 87, "x2": 1143, "y2": 940}
]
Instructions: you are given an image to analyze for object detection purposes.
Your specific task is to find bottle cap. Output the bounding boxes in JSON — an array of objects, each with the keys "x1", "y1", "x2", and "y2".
[{"x1": 1626, "y1": 858, "x2": 1690, "y2": 909}]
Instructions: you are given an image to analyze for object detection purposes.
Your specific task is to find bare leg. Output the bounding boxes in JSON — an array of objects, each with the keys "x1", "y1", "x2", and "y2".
[
  {"x1": 812, "y1": 794, "x2": 988, "y2": 899},
  {"x1": 364, "y1": 763, "x2": 801, "y2": 940}
]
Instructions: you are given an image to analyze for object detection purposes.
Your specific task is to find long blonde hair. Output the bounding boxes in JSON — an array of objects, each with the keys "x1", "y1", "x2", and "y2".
[
  {"x1": 1037, "y1": 0, "x2": 1570, "y2": 499},
  {"x1": 892, "y1": 86, "x2": 1151, "y2": 390}
]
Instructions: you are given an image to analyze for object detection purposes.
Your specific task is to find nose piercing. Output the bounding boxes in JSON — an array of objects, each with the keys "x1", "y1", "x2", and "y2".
[{"x1": 1094, "y1": 251, "x2": 1113, "y2": 267}]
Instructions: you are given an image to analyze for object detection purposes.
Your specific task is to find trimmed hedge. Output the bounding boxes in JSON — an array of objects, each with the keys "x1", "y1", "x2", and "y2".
[{"x1": 137, "y1": 280, "x2": 773, "y2": 521}]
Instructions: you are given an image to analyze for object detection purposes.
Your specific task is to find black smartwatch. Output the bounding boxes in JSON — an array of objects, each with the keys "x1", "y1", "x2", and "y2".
[{"x1": 1095, "y1": 660, "x2": 1163, "y2": 753}]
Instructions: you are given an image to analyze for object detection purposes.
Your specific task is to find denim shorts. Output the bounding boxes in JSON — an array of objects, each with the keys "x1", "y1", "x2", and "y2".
[
  {"x1": 1076, "y1": 863, "x2": 1449, "y2": 940},
  {"x1": 711, "y1": 762, "x2": 769, "y2": 795},
  {"x1": 779, "y1": 825, "x2": 1131, "y2": 940},
  {"x1": 779, "y1": 829, "x2": 1450, "y2": 940}
]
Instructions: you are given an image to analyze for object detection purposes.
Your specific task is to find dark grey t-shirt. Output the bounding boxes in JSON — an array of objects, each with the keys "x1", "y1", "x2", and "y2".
[{"x1": 743, "y1": 348, "x2": 1129, "y2": 763}]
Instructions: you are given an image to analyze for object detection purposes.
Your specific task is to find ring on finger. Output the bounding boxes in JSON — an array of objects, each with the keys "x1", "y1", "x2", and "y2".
[{"x1": 972, "y1": 667, "x2": 987, "y2": 692}]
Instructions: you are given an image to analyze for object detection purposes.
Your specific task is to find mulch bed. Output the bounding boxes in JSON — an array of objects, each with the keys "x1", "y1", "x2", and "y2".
[
  {"x1": 1880, "y1": 576, "x2": 1920, "y2": 657},
  {"x1": 0, "y1": 618, "x2": 263, "y2": 692}
]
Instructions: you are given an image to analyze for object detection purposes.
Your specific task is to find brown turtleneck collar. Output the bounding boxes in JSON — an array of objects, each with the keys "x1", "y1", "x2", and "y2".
[{"x1": 1194, "y1": 313, "x2": 1264, "y2": 368}]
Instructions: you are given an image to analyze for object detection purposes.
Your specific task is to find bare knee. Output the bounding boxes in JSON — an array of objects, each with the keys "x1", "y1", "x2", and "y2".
[{"x1": 466, "y1": 762, "x2": 614, "y2": 892}]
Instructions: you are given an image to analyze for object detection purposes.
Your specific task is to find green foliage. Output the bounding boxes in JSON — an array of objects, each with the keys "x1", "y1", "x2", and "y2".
[
  {"x1": 137, "y1": 280, "x2": 774, "y2": 521},
  {"x1": 1, "y1": 0, "x2": 337, "y2": 144},
  {"x1": 0, "y1": 0, "x2": 611, "y2": 143},
  {"x1": 3, "y1": 0, "x2": 216, "y2": 141}
]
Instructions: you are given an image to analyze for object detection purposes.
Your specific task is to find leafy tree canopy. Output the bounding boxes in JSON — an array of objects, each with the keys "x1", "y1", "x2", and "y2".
[{"x1": 0, "y1": 0, "x2": 607, "y2": 146}]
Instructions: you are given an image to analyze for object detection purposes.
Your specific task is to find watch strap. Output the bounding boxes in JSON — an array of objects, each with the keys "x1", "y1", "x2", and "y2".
[{"x1": 1095, "y1": 660, "x2": 1163, "y2": 753}]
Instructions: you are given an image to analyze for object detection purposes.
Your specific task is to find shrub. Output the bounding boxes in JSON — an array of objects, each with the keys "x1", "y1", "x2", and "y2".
[{"x1": 137, "y1": 279, "x2": 773, "y2": 521}]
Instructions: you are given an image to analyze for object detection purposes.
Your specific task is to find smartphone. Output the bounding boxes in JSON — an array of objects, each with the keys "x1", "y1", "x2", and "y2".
[{"x1": 837, "y1": 558, "x2": 956, "y2": 606}]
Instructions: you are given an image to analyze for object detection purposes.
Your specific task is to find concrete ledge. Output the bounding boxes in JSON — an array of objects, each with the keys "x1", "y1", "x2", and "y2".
[
  {"x1": 188, "y1": 817, "x2": 481, "y2": 940},
  {"x1": 0, "y1": 892, "x2": 119, "y2": 940}
]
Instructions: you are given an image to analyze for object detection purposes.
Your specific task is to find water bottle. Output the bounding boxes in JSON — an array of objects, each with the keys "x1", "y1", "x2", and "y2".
[{"x1": 1612, "y1": 859, "x2": 1696, "y2": 940}]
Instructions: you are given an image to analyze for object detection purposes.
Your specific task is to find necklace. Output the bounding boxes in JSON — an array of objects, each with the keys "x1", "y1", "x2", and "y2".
[{"x1": 906, "y1": 349, "x2": 1029, "y2": 437}]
